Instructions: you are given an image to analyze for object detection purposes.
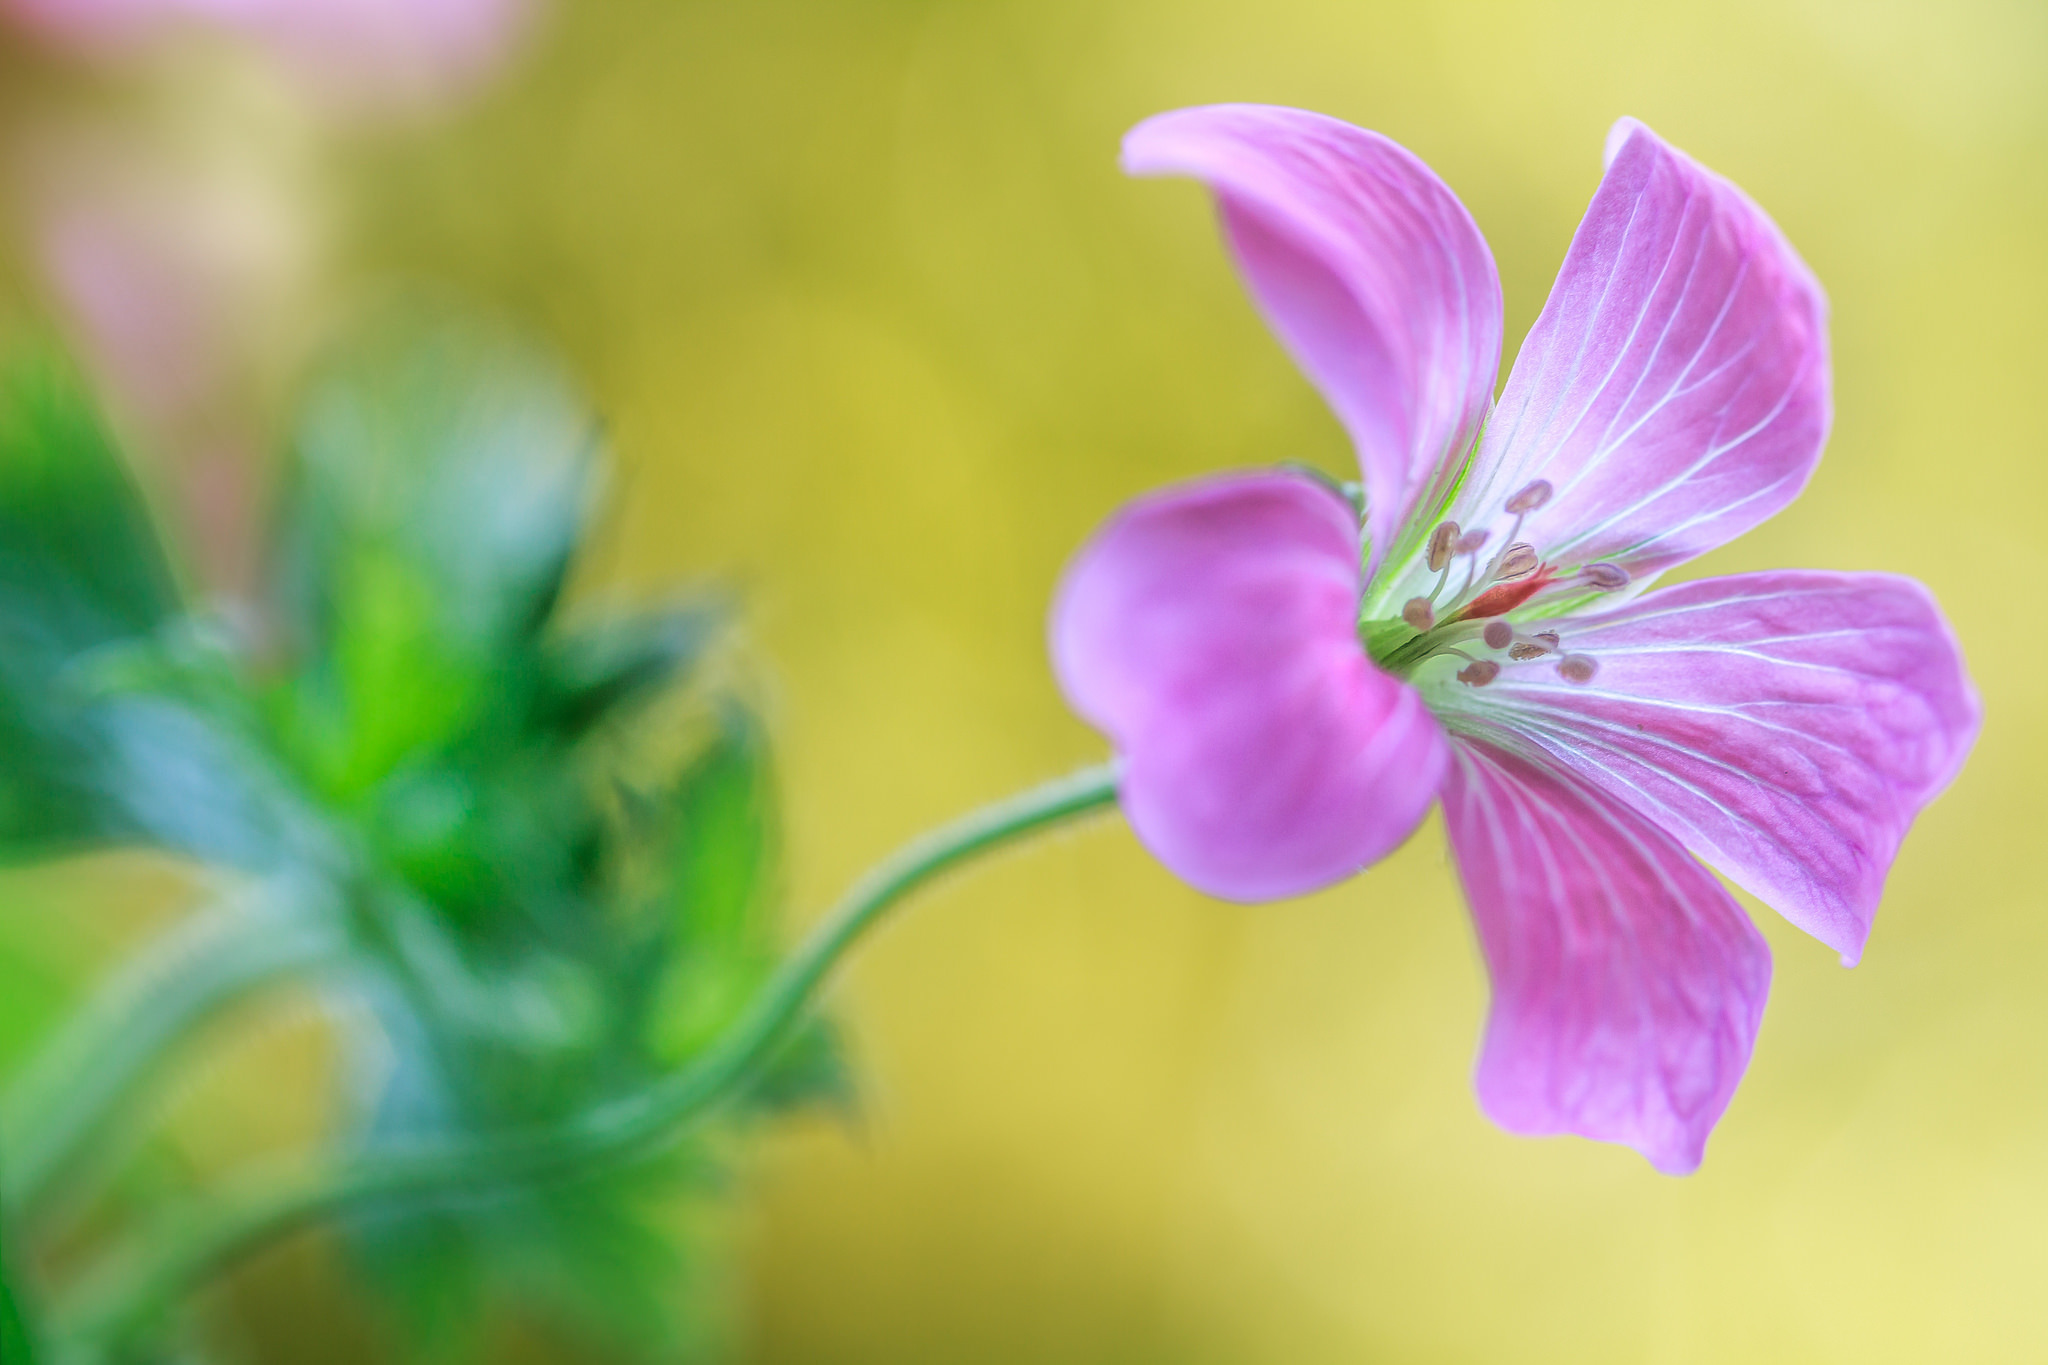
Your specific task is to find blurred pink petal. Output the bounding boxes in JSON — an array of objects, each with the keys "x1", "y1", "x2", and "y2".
[
  {"x1": 1122, "y1": 105, "x2": 1502, "y2": 578},
  {"x1": 1432, "y1": 571, "x2": 1981, "y2": 965},
  {"x1": 30, "y1": 135, "x2": 317, "y2": 424},
  {"x1": 1051, "y1": 471, "x2": 1445, "y2": 901},
  {"x1": 1442, "y1": 737, "x2": 1771, "y2": 1175},
  {"x1": 5, "y1": 0, "x2": 532, "y2": 110}
]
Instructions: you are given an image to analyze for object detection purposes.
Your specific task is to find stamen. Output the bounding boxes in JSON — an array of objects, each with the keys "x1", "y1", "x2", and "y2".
[
  {"x1": 1454, "y1": 528, "x2": 1490, "y2": 555},
  {"x1": 1505, "y1": 479, "x2": 1553, "y2": 514},
  {"x1": 1494, "y1": 543, "x2": 1539, "y2": 581},
  {"x1": 1457, "y1": 659, "x2": 1500, "y2": 687},
  {"x1": 1481, "y1": 619, "x2": 1513, "y2": 650},
  {"x1": 1402, "y1": 597, "x2": 1436, "y2": 632},
  {"x1": 1556, "y1": 655, "x2": 1598, "y2": 684},
  {"x1": 1427, "y1": 522, "x2": 1460, "y2": 573},
  {"x1": 1508, "y1": 637, "x2": 1555, "y2": 660},
  {"x1": 1580, "y1": 562, "x2": 1631, "y2": 590},
  {"x1": 1534, "y1": 631, "x2": 1560, "y2": 650}
]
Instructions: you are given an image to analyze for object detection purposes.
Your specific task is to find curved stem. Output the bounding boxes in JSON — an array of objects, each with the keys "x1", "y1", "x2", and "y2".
[
  {"x1": 57, "y1": 763, "x2": 1120, "y2": 1360},
  {"x1": 2, "y1": 881, "x2": 343, "y2": 1227}
]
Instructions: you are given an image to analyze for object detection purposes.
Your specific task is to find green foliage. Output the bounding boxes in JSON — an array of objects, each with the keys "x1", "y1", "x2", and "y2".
[
  {"x1": 270, "y1": 318, "x2": 601, "y2": 803},
  {"x1": 0, "y1": 345, "x2": 180, "y2": 855},
  {"x1": 1, "y1": 1234, "x2": 40, "y2": 1365},
  {"x1": 0, "y1": 318, "x2": 846, "y2": 1362},
  {"x1": 0, "y1": 343, "x2": 329, "y2": 874}
]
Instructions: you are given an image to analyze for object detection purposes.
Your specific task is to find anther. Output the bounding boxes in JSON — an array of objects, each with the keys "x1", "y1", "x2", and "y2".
[
  {"x1": 1556, "y1": 655, "x2": 1599, "y2": 684},
  {"x1": 1481, "y1": 619, "x2": 1514, "y2": 650},
  {"x1": 1494, "y1": 543, "x2": 1539, "y2": 581},
  {"x1": 1454, "y1": 528, "x2": 1490, "y2": 555},
  {"x1": 1457, "y1": 660, "x2": 1501, "y2": 687},
  {"x1": 1427, "y1": 522, "x2": 1460, "y2": 573},
  {"x1": 1534, "y1": 631, "x2": 1560, "y2": 650},
  {"x1": 1402, "y1": 597, "x2": 1436, "y2": 632},
  {"x1": 1506, "y1": 479, "x2": 1553, "y2": 514},
  {"x1": 1580, "y1": 562, "x2": 1631, "y2": 590},
  {"x1": 1509, "y1": 638, "x2": 1555, "y2": 660}
]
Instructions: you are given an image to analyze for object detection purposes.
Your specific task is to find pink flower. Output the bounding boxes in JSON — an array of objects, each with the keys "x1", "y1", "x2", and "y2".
[
  {"x1": 5, "y1": 0, "x2": 530, "y2": 112},
  {"x1": 1051, "y1": 106, "x2": 1980, "y2": 1173}
]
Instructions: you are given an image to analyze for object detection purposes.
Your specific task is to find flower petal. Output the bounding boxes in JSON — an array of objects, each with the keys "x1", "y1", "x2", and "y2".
[
  {"x1": 1432, "y1": 571, "x2": 1980, "y2": 964},
  {"x1": 1415, "y1": 119, "x2": 1827, "y2": 595},
  {"x1": 1051, "y1": 471, "x2": 1445, "y2": 901},
  {"x1": 1441, "y1": 735, "x2": 1772, "y2": 1175},
  {"x1": 1122, "y1": 105, "x2": 1502, "y2": 578}
]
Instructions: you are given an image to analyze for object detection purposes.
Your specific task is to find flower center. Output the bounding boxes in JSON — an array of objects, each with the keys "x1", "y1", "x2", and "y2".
[{"x1": 1361, "y1": 479, "x2": 1622, "y2": 688}]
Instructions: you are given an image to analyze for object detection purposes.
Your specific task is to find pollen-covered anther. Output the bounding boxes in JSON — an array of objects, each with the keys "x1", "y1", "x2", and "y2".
[
  {"x1": 1494, "y1": 542, "x2": 1539, "y2": 581},
  {"x1": 1556, "y1": 654, "x2": 1599, "y2": 684},
  {"x1": 1481, "y1": 619, "x2": 1513, "y2": 650},
  {"x1": 1457, "y1": 659, "x2": 1501, "y2": 687},
  {"x1": 1454, "y1": 528, "x2": 1490, "y2": 555},
  {"x1": 1580, "y1": 562, "x2": 1631, "y2": 590},
  {"x1": 1402, "y1": 597, "x2": 1436, "y2": 632},
  {"x1": 1505, "y1": 479, "x2": 1553, "y2": 514},
  {"x1": 1508, "y1": 638, "x2": 1555, "y2": 660},
  {"x1": 1426, "y1": 522, "x2": 1460, "y2": 573}
]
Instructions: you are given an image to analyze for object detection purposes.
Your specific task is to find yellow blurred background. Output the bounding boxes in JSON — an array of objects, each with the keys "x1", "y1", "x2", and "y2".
[{"x1": 4, "y1": 0, "x2": 2046, "y2": 1360}]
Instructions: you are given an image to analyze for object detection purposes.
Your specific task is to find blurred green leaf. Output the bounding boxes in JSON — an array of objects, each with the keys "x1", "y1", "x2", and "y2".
[
  {"x1": 0, "y1": 344, "x2": 178, "y2": 644},
  {"x1": 270, "y1": 318, "x2": 602, "y2": 801},
  {"x1": 534, "y1": 600, "x2": 726, "y2": 742},
  {"x1": 0, "y1": 348, "x2": 314, "y2": 872},
  {"x1": 0, "y1": 1232, "x2": 40, "y2": 1365},
  {"x1": 637, "y1": 704, "x2": 774, "y2": 1066},
  {"x1": 343, "y1": 981, "x2": 721, "y2": 1364},
  {"x1": 744, "y1": 1016, "x2": 856, "y2": 1118},
  {"x1": 0, "y1": 345, "x2": 184, "y2": 857},
  {"x1": 665, "y1": 704, "x2": 772, "y2": 953},
  {"x1": 349, "y1": 1191, "x2": 488, "y2": 1364},
  {"x1": 49, "y1": 619, "x2": 334, "y2": 873},
  {"x1": 338, "y1": 668, "x2": 846, "y2": 1360},
  {"x1": 637, "y1": 704, "x2": 851, "y2": 1115}
]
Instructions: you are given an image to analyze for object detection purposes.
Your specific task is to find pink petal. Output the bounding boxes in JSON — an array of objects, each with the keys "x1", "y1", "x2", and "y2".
[
  {"x1": 1051, "y1": 471, "x2": 1445, "y2": 901},
  {"x1": 1434, "y1": 118, "x2": 1828, "y2": 585},
  {"x1": 1435, "y1": 571, "x2": 1980, "y2": 965},
  {"x1": 1441, "y1": 736, "x2": 1771, "y2": 1175},
  {"x1": 5, "y1": 0, "x2": 529, "y2": 111},
  {"x1": 1122, "y1": 105, "x2": 1502, "y2": 578}
]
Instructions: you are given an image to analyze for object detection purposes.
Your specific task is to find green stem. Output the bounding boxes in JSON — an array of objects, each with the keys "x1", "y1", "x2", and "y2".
[
  {"x1": 56, "y1": 763, "x2": 1120, "y2": 1360},
  {"x1": 2, "y1": 882, "x2": 343, "y2": 1227}
]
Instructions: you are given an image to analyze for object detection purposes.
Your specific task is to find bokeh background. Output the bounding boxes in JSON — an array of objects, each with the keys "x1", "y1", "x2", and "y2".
[{"x1": 2, "y1": 0, "x2": 2045, "y2": 1360}]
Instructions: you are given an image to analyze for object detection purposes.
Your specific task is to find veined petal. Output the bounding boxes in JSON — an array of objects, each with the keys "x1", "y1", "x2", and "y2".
[
  {"x1": 1442, "y1": 735, "x2": 1771, "y2": 1175},
  {"x1": 1402, "y1": 119, "x2": 1827, "y2": 601},
  {"x1": 1432, "y1": 571, "x2": 1980, "y2": 964},
  {"x1": 1123, "y1": 105, "x2": 1502, "y2": 579},
  {"x1": 1051, "y1": 471, "x2": 1445, "y2": 901}
]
